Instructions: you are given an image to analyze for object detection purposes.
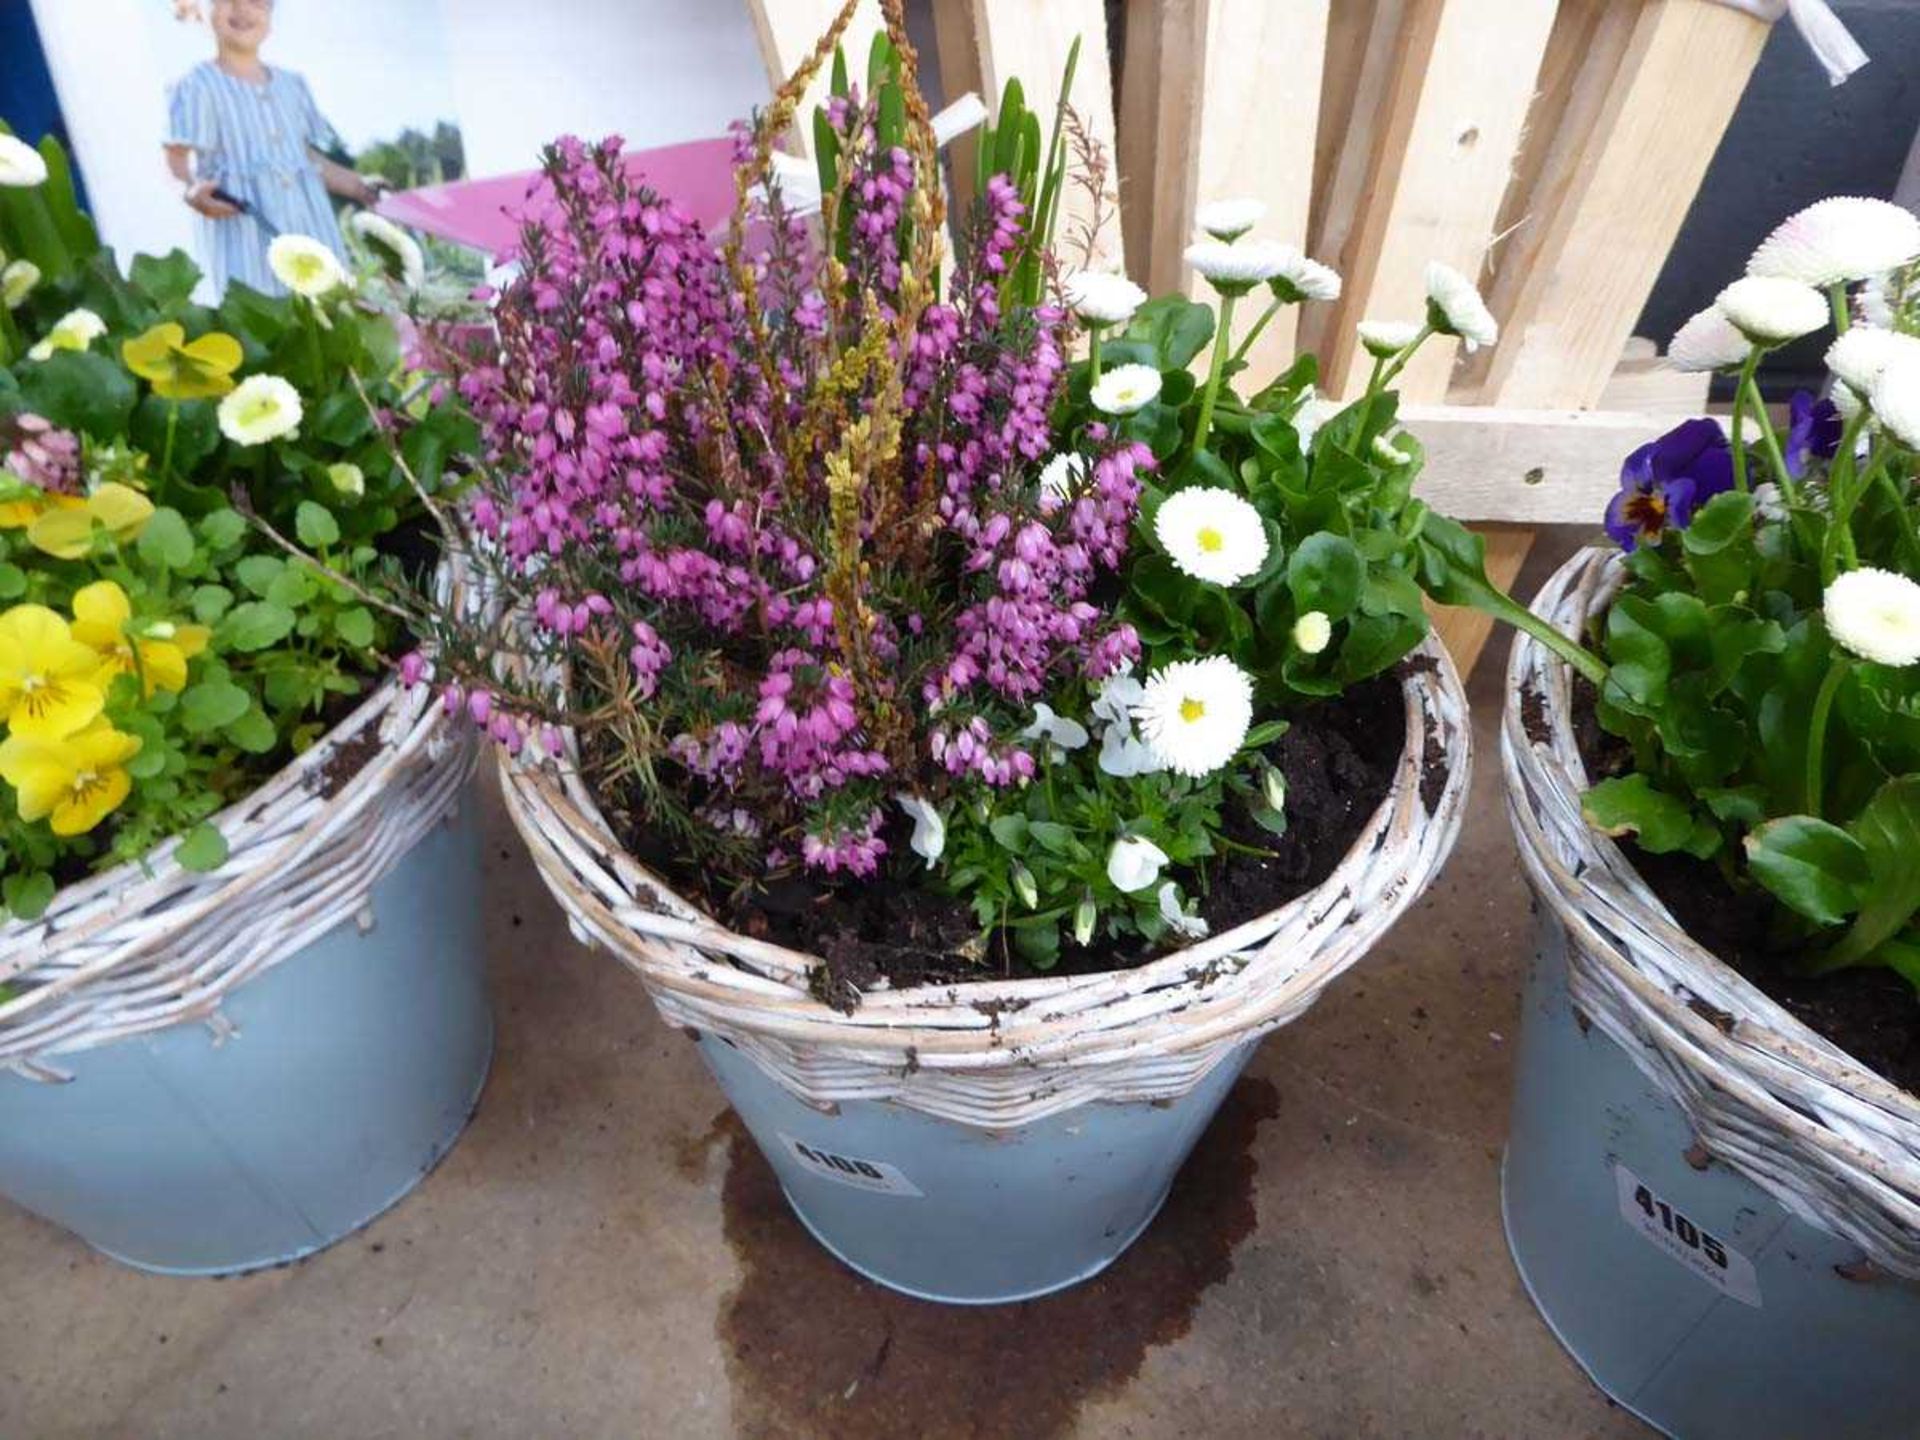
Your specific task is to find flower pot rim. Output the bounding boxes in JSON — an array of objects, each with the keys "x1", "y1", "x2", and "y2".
[
  {"x1": 1504, "y1": 543, "x2": 1920, "y2": 1273},
  {"x1": 497, "y1": 636, "x2": 1472, "y2": 1112}
]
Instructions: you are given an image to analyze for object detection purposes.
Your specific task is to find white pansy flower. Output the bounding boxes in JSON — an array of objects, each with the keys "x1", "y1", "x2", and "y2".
[
  {"x1": 894, "y1": 793, "x2": 947, "y2": 867},
  {"x1": 26, "y1": 306, "x2": 106, "y2": 361},
  {"x1": 1292, "y1": 395, "x2": 1341, "y2": 449},
  {"x1": 1, "y1": 258, "x2": 39, "y2": 309},
  {"x1": 1667, "y1": 305, "x2": 1750, "y2": 373},
  {"x1": 1271, "y1": 251, "x2": 1341, "y2": 304},
  {"x1": 325, "y1": 461, "x2": 366, "y2": 498},
  {"x1": 1185, "y1": 238, "x2": 1291, "y2": 290},
  {"x1": 1357, "y1": 320, "x2": 1420, "y2": 359},
  {"x1": 1091, "y1": 668, "x2": 1146, "y2": 728},
  {"x1": 268, "y1": 234, "x2": 347, "y2": 298},
  {"x1": 1090, "y1": 362, "x2": 1163, "y2": 415},
  {"x1": 217, "y1": 374, "x2": 304, "y2": 446},
  {"x1": 1424, "y1": 261, "x2": 1498, "y2": 349},
  {"x1": 1154, "y1": 486, "x2": 1269, "y2": 586},
  {"x1": 348, "y1": 210, "x2": 426, "y2": 291},
  {"x1": 1062, "y1": 270, "x2": 1146, "y2": 326},
  {"x1": 1020, "y1": 701, "x2": 1090, "y2": 761},
  {"x1": 1134, "y1": 656, "x2": 1256, "y2": 778},
  {"x1": 1194, "y1": 197, "x2": 1266, "y2": 242},
  {"x1": 1716, "y1": 276, "x2": 1827, "y2": 345},
  {"x1": 1824, "y1": 567, "x2": 1920, "y2": 667},
  {"x1": 1106, "y1": 835, "x2": 1170, "y2": 894},
  {"x1": 1293, "y1": 610, "x2": 1332, "y2": 655},
  {"x1": 0, "y1": 135, "x2": 47, "y2": 188},
  {"x1": 1037, "y1": 452, "x2": 1086, "y2": 510},
  {"x1": 1747, "y1": 197, "x2": 1920, "y2": 288},
  {"x1": 1157, "y1": 882, "x2": 1210, "y2": 940},
  {"x1": 1872, "y1": 355, "x2": 1920, "y2": 449},
  {"x1": 1826, "y1": 326, "x2": 1920, "y2": 396},
  {"x1": 1091, "y1": 668, "x2": 1163, "y2": 778}
]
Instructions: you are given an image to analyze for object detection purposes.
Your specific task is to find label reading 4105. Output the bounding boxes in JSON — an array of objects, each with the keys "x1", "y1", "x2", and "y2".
[
  {"x1": 778, "y1": 1132, "x2": 923, "y2": 1197},
  {"x1": 1613, "y1": 1162, "x2": 1761, "y2": 1307}
]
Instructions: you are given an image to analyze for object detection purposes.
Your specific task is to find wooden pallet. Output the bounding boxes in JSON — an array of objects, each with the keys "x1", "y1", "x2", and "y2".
[{"x1": 748, "y1": 0, "x2": 1778, "y2": 677}]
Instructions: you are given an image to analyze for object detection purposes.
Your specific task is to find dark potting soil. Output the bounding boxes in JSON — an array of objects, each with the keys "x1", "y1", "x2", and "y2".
[
  {"x1": 630, "y1": 666, "x2": 1421, "y2": 1001},
  {"x1": 1565, "y1": 677, "x2": 1920, "y2": 1095}
]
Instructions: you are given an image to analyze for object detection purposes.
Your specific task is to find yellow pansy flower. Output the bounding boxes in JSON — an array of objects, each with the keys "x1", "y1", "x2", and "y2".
[
  {"x1": 70, "y1": 580, "x2": 209, "y2": 696},
  {"x1": 26, "y1": 482, "x2": 155, "y2": 559},
  {"x1": 0, "y1": 475, "x2": 83, "y2": 531},
  {"x1": 0, "y1": 604, "x2": 103, "y2": 739},
  {"x1": 0, "y1": 721, "x2": 141, "y2": 836},
  {"x1": 120, "y1": 322, "x2": 244, "y2": 401}
]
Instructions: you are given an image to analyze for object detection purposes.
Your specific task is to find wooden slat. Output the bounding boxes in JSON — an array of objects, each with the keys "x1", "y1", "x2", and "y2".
[
  {"x1": 1115, "y1": 0, "x2": 1163, "y2": 277},
  {"x1": 1474, "y1": 0, "x2": 1773, "y2": 409},
  {"x1": 967, "y1": 0, "x2": 1125, "y2": 269},
  {"x1": 1317, "y1": 0, "x2": 1557, "y2": 403},
  {"x1": 746, "y1": 0, "x2": 888, "y2": 158},
  {"x1": 931, "y1": 0, "x2": 985, "y2": 211}
]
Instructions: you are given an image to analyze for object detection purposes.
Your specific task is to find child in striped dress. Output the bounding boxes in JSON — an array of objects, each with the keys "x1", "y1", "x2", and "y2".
[{"x1": 162, "y1": 0, "x2": 381, "y2": 297}]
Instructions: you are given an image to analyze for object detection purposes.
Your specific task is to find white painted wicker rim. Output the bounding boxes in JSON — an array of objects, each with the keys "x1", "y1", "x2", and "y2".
[
  {"x1": 497, "y1": 639, "x2": 1473, "y2": 1130},
  {"x1": 1505, "y1": 545, "x2": 1920, "y2": 1277},
  {"x1": 0, "y1": 672, "x2": 477, "y2": 1082}
]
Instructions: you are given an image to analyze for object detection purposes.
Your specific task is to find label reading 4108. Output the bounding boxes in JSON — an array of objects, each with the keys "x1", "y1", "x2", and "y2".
[{"x1": 1614, "y1": 1162, "x2": 1761, "y2": 1307}]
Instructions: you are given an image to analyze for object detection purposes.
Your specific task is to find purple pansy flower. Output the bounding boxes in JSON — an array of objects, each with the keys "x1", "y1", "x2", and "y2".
[
  {"x1": 1785, "y1": 390, "x2": 1841, "y2": 478},
  {"x1": 1603, "y1": 417, "x2": 1735, "y2": 551}
]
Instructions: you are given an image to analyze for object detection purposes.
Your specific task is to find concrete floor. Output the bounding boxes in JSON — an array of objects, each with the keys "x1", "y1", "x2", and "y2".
[{"x1": 0, "y1": 537, "x2": 1650, "y2": 1440}]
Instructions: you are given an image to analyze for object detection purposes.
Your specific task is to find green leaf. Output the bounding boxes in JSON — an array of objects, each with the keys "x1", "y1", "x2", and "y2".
[
  {"x1": 295, "y1": 500, "x2": 341, "y2": 548},
  {"x1": 1824, "y1": 776, "x2": 1920, "y2": 971},
  {"x1": 1123, "y1": 296, "x2": 1214, "y2": 371},
  {"x1": 989, "y1": 814, "x2": 1030, "y2": 854},
  {"x1": 334, "y1": 606, "x2": 376, "y2": 649},
  {"x1": 1745, "y1": 815, "x2": 1870, "y2": 926},
  {"x1": 191, "y1": 584, "x2": 235, "y2": 623},
  {"x1": 179, "y1": 679, "x2": 251, "y2": 733},
  {"x1": 128, "y1": 249, "x2": 202, "y2": 310},
  {"x1": 174, "y1": 823, "x2": 230, "y2": 873},
  {"x1": 219, "y1": 600, "x2": 296, "y2": 651},
  {"x1": 225, "y1": 706, "x2": 278, "y2": 753},
  {"x1": 15, "y1": 349, "x2": 137, "y2": 440},
  {"x1": 0, "y1": 563, "x2": 24, "y2": 599},
  {"x1": 1287, "y1": 532, "x2": 1365, "y2": 618},
  {"x1": 199, "y1": 507, "x2": 248, "y2": 550},
  {"x1": 1681, "y1": 490, "x2": 1755, "y2": 555},
  {"x1": 137, "y1": 506, "x2": 196, "y2": 569},
  {"x1": 2, "y1": 870, "x2": 55, "y2": 921},
  {"x1": 1583, "y1": 774, "x2": 1710, "y2": 856},
  {"x1": 235, "y1": 554, "x2": 285, "y2": 596}
]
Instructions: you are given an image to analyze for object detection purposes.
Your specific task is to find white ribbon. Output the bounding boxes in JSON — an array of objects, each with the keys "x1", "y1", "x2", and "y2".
[{"x1": 1715, "y1": 0, "x2": 1869, "y2": 87}]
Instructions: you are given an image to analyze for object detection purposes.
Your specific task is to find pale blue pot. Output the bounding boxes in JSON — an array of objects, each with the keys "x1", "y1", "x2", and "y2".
[
  {"x1": 0, "y1": 802, "x2": 492, "y2": 1276},
  {"x1": 1502, "y1": 907, "x2": 1920, "y2": 1439}
]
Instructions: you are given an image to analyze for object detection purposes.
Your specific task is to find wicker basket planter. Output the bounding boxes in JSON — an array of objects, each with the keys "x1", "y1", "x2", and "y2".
[
  {"x1": 0, "y1": 673, "x2": 491, "y2": 1276},
  {"x1": 1502, "y1": 547, "x2": 1920, "y2": 1438},
  {"x1": 500, "y1": 642, "x2": 1470, "y2": 1303}
]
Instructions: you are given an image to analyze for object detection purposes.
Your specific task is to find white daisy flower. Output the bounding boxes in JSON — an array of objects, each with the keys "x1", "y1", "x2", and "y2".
[
  {"x1": 1106, "y1": 835, "x2": 1170, "y2": 893},
  {"x1": 1747, "y1": 197, "x2": 1920, "y2": 288},
  {"x1": 1, "y1": 258, "x2": 40, "y2": 309},
  {"x1": 1871, "y1": 355, "x2": 1920, "y2": 449},
  {"x1": 1154, "y1": 487, "x2": 1269, "y2": 586},
  {"x1": 1020, "y1": 702, "x2": 1091, "y2": 760},
  {"x1": 1157, "y1": 882, "x2": 1210, "y2": 940},
  {"x1": 1062, "y1": 270, "x2": 1147, "y2": 326},
  {"x1": 1195, "y1": 197, "x2": 1266, "y2": 242},
  {"x1": 1824, "y1": 567, "x2": 1920, "y2": 667},
  {"x1": 26, "y1": 306, "x2": 105, "y2": 362},
  {"x1": 217, "y1": 374, "x2": 304, "y2": 446},
  {"x1": 1859, "y1": 272, "x2": 1898, "y2": 330},
  {"x1": 1371, "y1": 434, "x2": 1412, "y2": 466},
  {"x1": 1827, "y1": 326, "x2": 1920, "y2": 396},
  {"x1": 1667, "y1": 306, "x2": 1751, "y2": 373},
  {"x1": 1185, "y1": 238, "x2": 1292, "y2": 290},
  {"x1": 1090, "y1": 362, "x2": 1164, "y2": 415},
  {"x1": 267, "y1": 234, "x2": 347, "y2": 298},
  {"x1": 1424, "y1": 261, "x2": 1498, "y2": 349},
  {"x1": 1357, "y1": 320, "x2": 1421, "y2": 359},
  {"x1": 1271, "y1": 251, "x2": 1342, "y2": 304},
  {"x1": 1134, "y1": 656, "x2": 1256, "y2": 778},
  {"x1": 1037, "y1": 452, "x2": 1086, "y2": 510},
  {"x1": 1716, "y1": 276, "x2": 1827, "y2": 345},
  {"x1": 894, "y1": 793, "x2": 946, "y2": 866},
  {"x1": 0, "y1": 135, "x2": 47, "y2": 188},
  {"x1": 1292, "y1": 396, "x2": 1342, "y2": 449},
  {"x1": 1832, "y1": 380, "x2": 1865, "y2": 426},
  {"x1": 1292, "y1": 610, "x2": 1332, "y2": 655},
  {"x1": 348, "y1": 210, "x2": 426, "y2": 292}
]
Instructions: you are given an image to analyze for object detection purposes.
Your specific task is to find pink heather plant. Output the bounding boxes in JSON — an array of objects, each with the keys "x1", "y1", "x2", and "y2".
[{"x1": 421, "y1": 33, "x2": 1145, "y2": 884}]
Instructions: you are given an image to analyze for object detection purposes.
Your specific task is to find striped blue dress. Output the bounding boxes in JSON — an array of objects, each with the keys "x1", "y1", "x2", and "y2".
[{"x1": 164, "y1": 61, "x2": 347, "y2": 298}]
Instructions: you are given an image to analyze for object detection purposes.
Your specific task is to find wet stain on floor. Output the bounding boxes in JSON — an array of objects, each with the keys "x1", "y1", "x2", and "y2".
[{"x1": 711, "y1": 1077, "x2": 1281, "y2": 1440}]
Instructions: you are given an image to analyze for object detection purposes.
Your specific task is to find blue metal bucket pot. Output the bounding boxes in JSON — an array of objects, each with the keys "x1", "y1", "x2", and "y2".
[
  {"x1": 0, "y1": 803, "x2": 492, "y2": 1276},
  {"x1": 700, "y1": 1032, "x2": 1258, "y2": 1304},
  {"x1": 1502, "y1": 904, "x2": 1920, "y2": 1439}
]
